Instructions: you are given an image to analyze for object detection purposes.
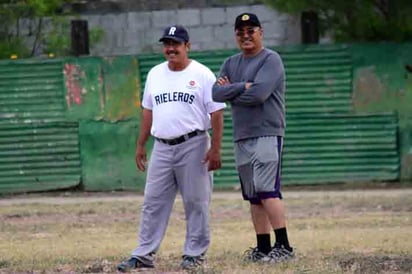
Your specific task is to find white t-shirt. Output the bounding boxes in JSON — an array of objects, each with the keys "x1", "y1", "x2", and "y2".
[{"x1": 142, "y1": 60, "x2": 226, "y2": 139}]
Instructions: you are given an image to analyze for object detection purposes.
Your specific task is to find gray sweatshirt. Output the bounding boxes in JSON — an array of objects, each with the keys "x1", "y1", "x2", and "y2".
[{"x1": 212, "y1": 48, "x2": 285, "y2": 142}]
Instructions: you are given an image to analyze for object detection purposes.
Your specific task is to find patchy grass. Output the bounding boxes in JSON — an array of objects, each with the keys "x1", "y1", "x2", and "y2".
[{"x1": 0, "y1": 189, "x2": 411, "y2": 273}]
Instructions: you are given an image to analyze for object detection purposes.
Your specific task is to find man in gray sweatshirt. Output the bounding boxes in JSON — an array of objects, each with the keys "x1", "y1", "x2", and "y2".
[{"x1": 212, "y1": 12, "x2": 294, "y2": 263}]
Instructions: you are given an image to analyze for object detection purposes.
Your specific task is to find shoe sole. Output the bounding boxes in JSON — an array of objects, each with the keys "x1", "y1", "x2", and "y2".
[
  {"x1": 268, "y1": 255, "x2": 295, "y2": 264},
  {"x1": 117, "y1": 267, "x2": 154, "y2": 273}
]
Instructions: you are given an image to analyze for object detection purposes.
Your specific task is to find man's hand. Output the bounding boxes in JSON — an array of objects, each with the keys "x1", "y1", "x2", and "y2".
[
  {"x1": 245, "y1": 82, "x2": 252, "y2": 90},
  {"x1": 135, "y1": 144, "x2": 147, "y2": 171},
  {"x1": 216, "y1": 76, "x2": 231, "y2": 86},
  {"x1": 202, "y1": 148, "x2": 222, "y2": 171}
]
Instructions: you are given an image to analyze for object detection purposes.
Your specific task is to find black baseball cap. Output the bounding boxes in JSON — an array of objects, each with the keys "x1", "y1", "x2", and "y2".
[
  {"x1": 159, "y1": 25, "x2": 189, "y2": 43},
  {"x1": 234, "y1": 13, "x2": 261, "y2": 30}
]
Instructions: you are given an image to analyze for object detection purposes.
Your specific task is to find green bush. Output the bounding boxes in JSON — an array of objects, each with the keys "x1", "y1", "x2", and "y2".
[
  {"x1": 0, "y1": 38, "x2": 30, "y2": 60},
  {"x1": 0, "y1": 0, "x2": 104, "y2": 59},
  {"x1": 264, "y1": 0, "x2": 412, "y2": 42}
]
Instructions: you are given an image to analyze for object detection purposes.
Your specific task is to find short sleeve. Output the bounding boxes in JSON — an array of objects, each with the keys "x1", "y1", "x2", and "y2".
[{"x1": 141, "y1": 71, "x2": 153, "y2": 110}]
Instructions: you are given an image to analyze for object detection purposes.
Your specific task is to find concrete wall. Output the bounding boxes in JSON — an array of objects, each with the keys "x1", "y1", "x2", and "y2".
[
  {"x1": 66, "y1": 0, "x2": 265, "y2": 13},
  {"x1": 81, "y1": 4, "x2": 300, "y2": 56}
]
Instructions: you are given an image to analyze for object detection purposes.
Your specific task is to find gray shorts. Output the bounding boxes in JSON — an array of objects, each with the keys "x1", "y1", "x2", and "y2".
[{"x1": 234, "y1": 136, "x2": 283, "y2": 204}]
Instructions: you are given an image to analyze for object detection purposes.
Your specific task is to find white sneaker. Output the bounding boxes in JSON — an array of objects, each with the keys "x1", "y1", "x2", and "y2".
[
  {"x1": 267, "y1": 243, "x2": 295, "y2": 263},
  {"x1": 243, "y1": 247, "x2": 271, "y2": 263}
]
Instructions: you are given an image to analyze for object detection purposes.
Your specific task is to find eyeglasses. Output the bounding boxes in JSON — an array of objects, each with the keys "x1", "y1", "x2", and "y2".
[{"x1": 235, "y1": 28, "x2": 259, "y2": 37}]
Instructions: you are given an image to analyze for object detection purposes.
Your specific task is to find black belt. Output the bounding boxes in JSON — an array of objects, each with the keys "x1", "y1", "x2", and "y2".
[{"x1": 156, "y1": 130, "x2": 205, "y2": 146}]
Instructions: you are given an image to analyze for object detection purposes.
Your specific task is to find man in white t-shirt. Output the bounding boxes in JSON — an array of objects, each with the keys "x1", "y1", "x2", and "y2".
[{"x1": 117, "y1": 25, "x2": 225, "y2": 272}]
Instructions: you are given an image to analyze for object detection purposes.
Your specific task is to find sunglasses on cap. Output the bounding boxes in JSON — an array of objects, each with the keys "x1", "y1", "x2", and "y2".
[{"x1": 235, "y1": 27, "x2": 260, "y2": 37}]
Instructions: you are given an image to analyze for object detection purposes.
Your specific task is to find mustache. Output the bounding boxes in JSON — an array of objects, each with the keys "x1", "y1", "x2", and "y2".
[{"x1": 166, "y1": 50, "x2": 178, "y2": 55}]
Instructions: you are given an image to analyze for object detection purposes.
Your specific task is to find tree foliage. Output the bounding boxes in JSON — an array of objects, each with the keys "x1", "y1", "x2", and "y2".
[
  {"x1": 264, "y1": 0, "x2": 412, "y2": 42},
  {"x1": 0, "y1": 0, "x2": 104, "y2": 59}
]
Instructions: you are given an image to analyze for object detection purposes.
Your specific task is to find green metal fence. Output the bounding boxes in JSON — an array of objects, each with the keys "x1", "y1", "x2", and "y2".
[
  {"x1": 0, "y1": 44, "x2": 402, "y2": 193},
  {"x1": 0, "y1": 60, "x2": 81, "y2": 193}
]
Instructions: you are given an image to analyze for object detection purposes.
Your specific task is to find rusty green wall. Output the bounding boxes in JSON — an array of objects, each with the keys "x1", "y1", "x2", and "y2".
[
  {"x1": 0, "y1": 59, "x2": 81, "y2": 193},
  {"x1": 0, "y1": 56, "x2": 146, "y2": 194},
  {"x1": 63, "y1": 55, "x2": 146, "y2": 191},
  {"x1": 78, "y1": 120, "x2": 142, "y2": 190},
  {"x1": 1, "y1": 43, "x2": 410, "y2": 194},
  {"x1": 350, "y1": 43, "x2": 412, "y2": 181}
]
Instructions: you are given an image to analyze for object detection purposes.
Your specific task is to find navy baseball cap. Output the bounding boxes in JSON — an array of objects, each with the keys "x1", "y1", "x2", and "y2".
[
  {"x1": 234, "y1": 13, "x2": 261, "y2": 30},
  {"x1": 159, "y1": 25, "x2": 189, "y2": 43}
]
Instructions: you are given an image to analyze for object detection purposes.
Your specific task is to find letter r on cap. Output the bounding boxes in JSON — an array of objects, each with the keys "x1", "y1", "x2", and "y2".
[{"x1": 168, "y1": 27, "x2": 176, "y2": 35}]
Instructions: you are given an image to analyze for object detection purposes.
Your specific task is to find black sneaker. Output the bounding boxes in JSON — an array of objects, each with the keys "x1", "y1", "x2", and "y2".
[
  {"x1": 180, "y1": 254, "x2": 205, "y2": 270},
  {"x1": 117, "y1": 256, "x2": 154, "y2": 272},
  {"x1": 243, "y1": 247, "x2": 270, "y2": 263},
  {"x1": 267, "y1": 243, "x2": 295, "y2": 263}
]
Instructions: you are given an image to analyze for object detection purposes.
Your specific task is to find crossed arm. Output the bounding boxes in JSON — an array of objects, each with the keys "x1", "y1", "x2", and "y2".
[{"x1": 212, "y1": 56, "x2": 283, "y2": 106}]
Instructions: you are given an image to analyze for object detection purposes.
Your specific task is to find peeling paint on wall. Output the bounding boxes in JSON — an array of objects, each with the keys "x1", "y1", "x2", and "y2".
[
  {"x1": 353, "y1": 66, "x2": 412, "y2": 128},
  {"x1": 63, "y1": 56, "x2": 141, "y2": 122},
  {"x1": 98, "y1": 75, "x2": 105, "y2": 113},
  {"x1": 353, "y1": 67, "x2": 386, "y2": 111},
  {"x1": 101, "y1": 56, "x2": 141, "y2": 121},
  {"x1": 64, "y1": 63, "x2": 86, "y2": 108}
]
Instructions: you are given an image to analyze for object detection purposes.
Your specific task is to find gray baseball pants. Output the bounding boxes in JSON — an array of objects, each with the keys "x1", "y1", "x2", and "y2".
[{"x1": 131, "y1": 132, "x2": 212, "y2": 259}]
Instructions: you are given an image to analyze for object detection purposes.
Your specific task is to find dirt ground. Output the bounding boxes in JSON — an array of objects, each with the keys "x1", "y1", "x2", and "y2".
[
  {"x1": 1, "y1": 188, "x2": 411, "y2": 206},
  {"x1": 1, "y1": 187, "x2": 411, "y2": 273}
]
